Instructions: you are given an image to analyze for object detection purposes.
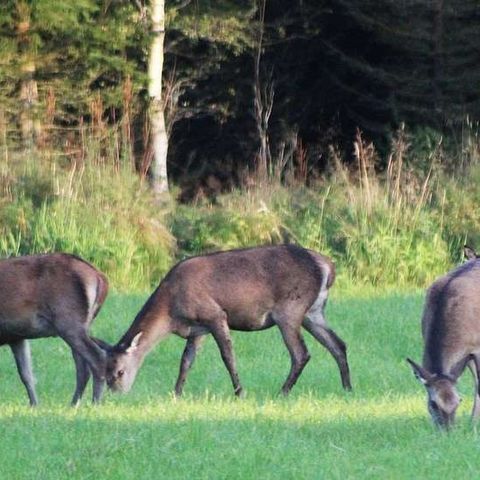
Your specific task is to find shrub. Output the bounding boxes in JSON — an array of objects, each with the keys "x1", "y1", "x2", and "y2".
[
  {"x1": 0, "y1": 125, "x2": 477, "y2": 292},
  {"x1": 170, "y1": 190, "x2": 284, "y2": 257},
  {"x1": 0, "y1": 157, "x2": 175, "y2": 290}
]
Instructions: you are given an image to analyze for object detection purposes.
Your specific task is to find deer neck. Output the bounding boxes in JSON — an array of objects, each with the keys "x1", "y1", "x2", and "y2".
[{"x1": 120, "y1": 307, "x2": 172, "y2": 358}]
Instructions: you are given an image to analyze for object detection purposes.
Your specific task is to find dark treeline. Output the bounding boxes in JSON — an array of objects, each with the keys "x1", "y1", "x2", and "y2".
[{"x1": 1, "y1": 0, "x2": 480, "y2": 194}]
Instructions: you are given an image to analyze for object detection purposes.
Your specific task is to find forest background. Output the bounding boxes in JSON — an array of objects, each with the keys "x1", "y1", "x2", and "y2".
[{"x1": 1, "y1": 0, "x2": 480, "y2": 291}]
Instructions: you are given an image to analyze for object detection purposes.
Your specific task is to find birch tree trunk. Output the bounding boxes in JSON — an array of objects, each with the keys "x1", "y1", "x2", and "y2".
[{"x1": 148, "y1": 0, "x2": 169, "y2": 195}]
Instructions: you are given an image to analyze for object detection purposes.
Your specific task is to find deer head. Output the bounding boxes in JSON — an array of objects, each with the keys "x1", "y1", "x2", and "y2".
[
  {"x1": 105, "y1": 332, "x2": 144, "y2": 393},
  {"x1": 407, "y1": 358, "x2": 461, "y2": 430}
]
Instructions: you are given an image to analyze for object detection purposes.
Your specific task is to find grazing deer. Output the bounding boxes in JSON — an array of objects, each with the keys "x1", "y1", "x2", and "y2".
[
  {"x1": 102, "y1": 245, "x2": 351, "y2": 397},
  {"x1": 407, "y1": 245, "x2": 480, "y2": 429},
  {"x1": 0, "y1": 253, "x2": 108, "y2": 406}
]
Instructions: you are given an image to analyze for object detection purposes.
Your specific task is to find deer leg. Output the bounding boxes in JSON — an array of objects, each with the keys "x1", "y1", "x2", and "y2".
[
  {"x1": 275, "y1": 315, "x2": 311, "y2": 395},
  {"x1": 303, "y1": 317, "x2": 351, "y2": 391},
  {"x1": 58, "y1": 326, "x2": 106, "y2": 404},
  {"x1": 174, "y1": 335, "x2": 205, "y2": 397},
  {"x1": 470, "y1": 356, "x2": 480, "y2": 420},
  {"x1": 10, "y1": 340, "x2": 38, "y2": 406},
  {"x1": 77, "y1": 336, "x2": 106, "y2": 404},
  {"x1": 70, "y1": 348, "x2": 91, "y2": 407},
  {"x1": 209, "y1": 314, "x2": 243, "y2": 397}
]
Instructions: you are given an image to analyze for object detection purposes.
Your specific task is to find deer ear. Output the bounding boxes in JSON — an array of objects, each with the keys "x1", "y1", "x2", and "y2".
[
  {"x1": 126, "y1": 332, "x2": 143, "y2": 354},
  {"x1": 406, "y1": 358, "x2": 432, "y2": 385},
  {"x1": 464, "y1": 245, "x2": 477, "y2": 260},
  {"x1": 91, "y1": 336, "x2": 113, "y2": 353}
]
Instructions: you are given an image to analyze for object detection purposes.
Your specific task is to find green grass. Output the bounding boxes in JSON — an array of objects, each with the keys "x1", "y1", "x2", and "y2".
[{"x1": 1, "y1": 291, "x2": 479, "y2": 479}]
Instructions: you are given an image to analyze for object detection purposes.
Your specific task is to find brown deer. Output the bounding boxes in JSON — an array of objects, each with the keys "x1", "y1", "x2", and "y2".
[
  {"x1": 0, "y1": 253, "x2": 108, "y2": 406},
  {"x1": 102, "y1": 245, "x2": 351, "y2": 397},
  {"x1": 407, "y1": 246, "x2": 480, "y2": 429}
]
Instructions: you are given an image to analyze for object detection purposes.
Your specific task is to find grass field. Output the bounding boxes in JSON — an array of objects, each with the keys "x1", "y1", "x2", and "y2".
[{"x1": 2, "y1": 291, "x2": 480, "y2": 479}]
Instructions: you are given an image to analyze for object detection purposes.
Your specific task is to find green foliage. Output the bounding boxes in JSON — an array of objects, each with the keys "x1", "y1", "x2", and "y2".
[
  {"x1": 169, "y1": 166, "x2": 459, "y2": 291},
  {"x1": 275, "y1": 187, "x2": 335, "y2": 254},
  {"x1": 1, "y1": 124, "x2": 480, "y2": 292},
  {"x1": 338, "y1": 204, "x2": 450, "y2": 286},
  {"x1": 169, "y1": 1, "x2": 255, "y2": 53},
  {"x1": 2, "y1": 0, "x2": 480, "y2": 183},
  {"x1": 439, "y1": 165, "x2": 480, "y2": 254},
  {"x1": 0, "y1": 0, "x2": 147, "y2": 123},
  {"x1": 0, "y1": 157, "x2": 174, "y2": 290},
  {"x1": 170, "y1": 192, "x2": 284, "y2": 256}
]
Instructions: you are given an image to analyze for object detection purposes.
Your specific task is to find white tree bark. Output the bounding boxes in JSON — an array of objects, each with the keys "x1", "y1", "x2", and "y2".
[{"x1": 148, "y1": 0, "x2": 169, "y2": 194}]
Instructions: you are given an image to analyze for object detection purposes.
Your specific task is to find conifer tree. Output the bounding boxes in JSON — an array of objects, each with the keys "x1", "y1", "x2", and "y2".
[{"x1": 324, "y1": 0, "x2": 480, "y2": 142}]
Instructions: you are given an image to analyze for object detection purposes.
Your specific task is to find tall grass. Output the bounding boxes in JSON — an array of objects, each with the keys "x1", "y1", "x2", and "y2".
[
  {"x1": 323, "y1": 129, "x2": 452, "y2": 287},
  {"x1": 1, "y1": 124, "x2": 479, "y2": 291},
  {"x1": 170, "y1": 128, "x2": 471, "y2": 290},
  {"x1": 0, "y1": 154, "x2": 174, "y2": 290}
]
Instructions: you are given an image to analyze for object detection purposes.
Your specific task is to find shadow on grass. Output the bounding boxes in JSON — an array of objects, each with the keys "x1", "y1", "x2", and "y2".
[{"x1": 1, "y1": 399, "x2": 477, "y2": 480}]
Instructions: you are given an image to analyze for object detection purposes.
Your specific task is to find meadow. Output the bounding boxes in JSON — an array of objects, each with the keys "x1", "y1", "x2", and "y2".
[
  {"x1": 1, "y1": 127, "x2": 480, "y2": 479},
  {"x1": 2, "y1": 7, "x2": 480, "y2": 475},
  {"x1": 2, "y1": 290, "x2": 480, "y2": 480}
]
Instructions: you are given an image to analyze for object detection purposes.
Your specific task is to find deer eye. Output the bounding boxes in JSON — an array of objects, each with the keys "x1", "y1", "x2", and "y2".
[{"x1": 117, "y1": 369, "x2": 125, "y2": 378}]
